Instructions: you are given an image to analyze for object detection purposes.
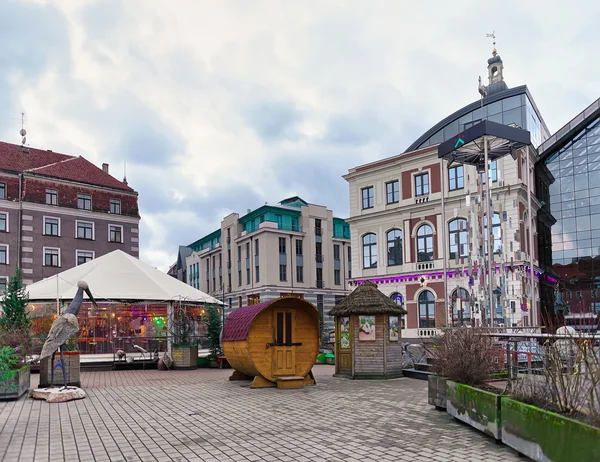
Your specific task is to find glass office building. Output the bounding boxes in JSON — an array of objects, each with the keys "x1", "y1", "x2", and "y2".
[{"x1": 538, "y1": 98, "x2": 600, "y2": 328}]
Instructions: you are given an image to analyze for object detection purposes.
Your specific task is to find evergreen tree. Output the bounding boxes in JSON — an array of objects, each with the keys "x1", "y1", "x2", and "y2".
[
  {"x1": 205, "y1": 305, "x2": 222, "y2": 357},
  {"x1": 0, "y1": 268, "x2": 30, "y2": 332}
]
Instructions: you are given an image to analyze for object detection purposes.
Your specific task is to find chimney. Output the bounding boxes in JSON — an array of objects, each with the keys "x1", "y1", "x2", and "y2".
[{"x1": 102, "y1": 163, "x2": 109, "y2": 174}]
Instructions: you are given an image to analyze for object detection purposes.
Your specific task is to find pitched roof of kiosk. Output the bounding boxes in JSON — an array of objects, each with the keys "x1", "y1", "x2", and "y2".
[{"x1": 328, "y1": 281, "x2": 407, "y2": 316}]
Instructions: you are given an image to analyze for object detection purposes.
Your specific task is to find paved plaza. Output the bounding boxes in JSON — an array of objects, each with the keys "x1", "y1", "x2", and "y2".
[{"x1": 0, "y1": 365, "x2": 522, "y2": 462}]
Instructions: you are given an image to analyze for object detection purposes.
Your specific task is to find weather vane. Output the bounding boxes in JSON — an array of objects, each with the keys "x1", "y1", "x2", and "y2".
[{"x1": 486, "y1": 31, "x2": 496, "y2": 55}]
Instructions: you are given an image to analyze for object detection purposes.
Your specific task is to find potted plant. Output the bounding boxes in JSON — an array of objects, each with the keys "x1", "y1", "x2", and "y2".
[
  {"x1": 500, "y1": 328, "x2": 600, "y2": 461},
  {"x1": 0, "y1": 269, "x2": 32, "y2": 400},
  {"x1": 170, "y1": 304, "x2": 199, "y2": 369},
  {"x1": 432, "y1": 327, "x2": 504, "y2": 440},
  {"x1": 205, "y1": 305, "x2": 222, "y2": 368}
]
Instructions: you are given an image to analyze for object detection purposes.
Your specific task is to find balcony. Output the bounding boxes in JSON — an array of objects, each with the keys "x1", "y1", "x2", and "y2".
[
  {"x1": 315, "y1": 254, "x2": 323, "y2": 263},
  {"x1": 315, "y1": 227, "x2": 322, "y2": 236},
  {"x1": 316, "y1": 280, "x2": 324, "y2": 289}
]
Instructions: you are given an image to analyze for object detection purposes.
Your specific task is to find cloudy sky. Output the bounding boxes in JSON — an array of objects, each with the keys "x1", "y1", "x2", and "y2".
[{"x1": 1, "y1": 0, "x2": 598, "y2": 271}]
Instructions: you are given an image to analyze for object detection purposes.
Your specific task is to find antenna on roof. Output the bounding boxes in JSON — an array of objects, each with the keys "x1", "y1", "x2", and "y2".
[
  {"x1": 123, "y1": 161, "x2": 128, "y2": 185},
  {"x1": 19, "y1": 112, "x2": 27, "y2": 145}
]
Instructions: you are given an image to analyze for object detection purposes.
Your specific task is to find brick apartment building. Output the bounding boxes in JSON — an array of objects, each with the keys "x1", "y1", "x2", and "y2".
[{"x1": 0, "y1": 141, "x2": 140, "y2": 289}]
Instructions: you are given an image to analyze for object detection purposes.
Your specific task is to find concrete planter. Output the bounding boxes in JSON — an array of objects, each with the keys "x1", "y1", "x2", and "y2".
[
  {"x1": 446, "y1": 380, "x2": 503, "y2": 440},
  {"x1": 501, "y1": 397, "x2": 600, "y2": 462},
  {"x1": 0, "y1": 365, "x2": 30, "y2": 400},
  {"x1": 40, "y1": 352, "x2": 81, "y2": 388},
  {"x1": 172, "y1": 345, "x2": 198, "y2": 369},
  {"x1": 427, "y1": 375, "x2": 447, "y2": 410}
]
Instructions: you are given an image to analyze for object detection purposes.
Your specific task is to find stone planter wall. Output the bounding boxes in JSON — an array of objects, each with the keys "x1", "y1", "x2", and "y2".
[
  {"x1": 172, "y1": 345, "x2": 198, "y2": 369},
  {"x1": 446, "y1": 380, "x2": 503, "y2": 440},
  {"x1": 427, "y1": 375, "x2": 447, "y2": 410},
  {"x1": 0, "y1": 365, "x2": 30, "y2": 400},
  {"x1": 39, "y1": 352, "x2": 81, "y2": 388},
  {"x1": 501, "y1": 397, "x2": 600, "y2": 462}
]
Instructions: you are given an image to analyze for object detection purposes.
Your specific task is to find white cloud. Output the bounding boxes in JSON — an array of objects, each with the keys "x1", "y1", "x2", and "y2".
[{"x1": 1, "y1": 0, "x2": 598, "y2": 271}]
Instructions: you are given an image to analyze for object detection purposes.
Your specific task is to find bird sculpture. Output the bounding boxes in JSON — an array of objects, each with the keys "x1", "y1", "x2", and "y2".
[
  {"x1": 115, "y1": 350, "x2": 127, "y2": 361},
  {"x1": 40, "y1": 280, "x2": 97, "y2": 389},
  {"x1": 131, "y1": 340, "x2": 148, "y2": 359}
]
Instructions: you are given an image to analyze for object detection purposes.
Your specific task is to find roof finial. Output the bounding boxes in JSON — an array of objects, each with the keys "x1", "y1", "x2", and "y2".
[
  {"x1": 123, "y1": 161, "x2": 128, "y2": 185},
  {"x1": 19, "y1": 112, "x2": 27, "y2": 145},
  {"x1": 486, "y1": 31, "x2": 496, "y2": 56}
]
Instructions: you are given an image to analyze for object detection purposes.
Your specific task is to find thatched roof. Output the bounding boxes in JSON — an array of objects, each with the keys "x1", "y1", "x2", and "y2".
[{"x1": 328, "y1": 281, "x2": 407, "y2": 316}]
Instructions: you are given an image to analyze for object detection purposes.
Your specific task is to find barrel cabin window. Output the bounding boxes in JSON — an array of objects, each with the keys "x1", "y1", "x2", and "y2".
[{"x1": 276, "y1": 311, "x2": 294, "y2": 346}]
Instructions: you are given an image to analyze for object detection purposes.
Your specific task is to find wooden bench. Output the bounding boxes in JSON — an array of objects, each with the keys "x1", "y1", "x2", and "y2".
[{"x1": 217, "y1": 355, "x2": 228, "y2": 369}]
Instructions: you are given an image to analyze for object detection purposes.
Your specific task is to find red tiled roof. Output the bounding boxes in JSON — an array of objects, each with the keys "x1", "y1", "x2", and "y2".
[
  {"x1": 0, "y1": 141, "x2": 133, "y2": 192},
  {"x1": 222, "y1": 300, "x2": 274, "y2": 342}
]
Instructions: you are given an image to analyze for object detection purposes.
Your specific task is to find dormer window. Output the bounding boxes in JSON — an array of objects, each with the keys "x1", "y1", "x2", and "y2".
[
  {"x1": 110, "y1": 198, "x2": 121, "y2": 214},
  {"x1": 77, "y1": 193, "x2": 92, "y2": 210}
]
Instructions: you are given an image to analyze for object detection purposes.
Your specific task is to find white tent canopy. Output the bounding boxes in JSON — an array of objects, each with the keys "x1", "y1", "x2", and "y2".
[{"x1": 26, "y1": 249, "x2": 223, "y2": 305}]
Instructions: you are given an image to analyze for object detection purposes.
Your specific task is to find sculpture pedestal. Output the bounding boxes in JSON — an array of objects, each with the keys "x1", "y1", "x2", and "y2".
[{"x1": 31, "y1": 387, "x2": 86, "y2": 403}]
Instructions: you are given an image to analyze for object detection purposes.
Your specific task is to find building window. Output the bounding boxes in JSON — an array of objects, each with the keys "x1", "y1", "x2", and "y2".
[
  {"x1": 386, "y1": 180, "x2": 399, "y2": 204},
  {"x1": 0, "y1": 182, "x2": 5, "y2": 200},
  {"x1": 334, "y1": 269, "x2": 341, "y2": 285},
  {"x1": 279, "y1": 264, "x2": 287, "y2": 282},
  {"x1": 110, "y1": 199, "x2": 121, "y2": 214},
  {"x1": 417, "y1": 224, "x2": 434, "y2": 262},
  {"x1": 390, "y1": 292, "x2": 405, "y2": 328},
  {"x1": 0, "y1": 277, "x2": 7, "y2": 292},
  {"x1": 418, "y1": 290, "x2": 436, "y2": 328},
  {"x1": 44, "y1": 217, "x2": 60, "y2": 236},
  {"x1": 46, "y1": 189, "x2": 58, "y2": 205},
  {"x1": 279, "y1": 237, "x2": 286, "y2": 254},
  {"x1": 0, "y1": 212, "x2": 6, "y2": 232},
  {"x1": 44, "y1": 248, "x2": 60, "y2": 267},
  {"x1": 361, "y1": 186, "x2": 374, "y2": 209},
  {"x1": 484, "y1": 213, "x2": 502, "y2": 254},
  {"x1": 296, "y1": 239, "x2": 303, "y2": 255},
  {"x1": 387, "y1": 229, "x2": 403, "y2": 266},
  {"x1": 77, "y1": 250, "x2": 94, "y2": 266},
  {"x1": 334, "y1": 244, "x2": 340, "y2": 260},
  {"x1": 362, "y1": 233, "x2": 377, "y2": 268},
  {"x1": 296, "y1": 266, "x2": 303, "y2": 283},
  {"x1": 255, "y1": 266, "x2": 260, "y2": 283},
  {"x1": 0, "y1": 245, "x2": 7, "y2": 264},
  {"x1": 109, "y1": 225, "x2": 123, "y2": 243},
  {"x1": 348, "y1": 246, "x2": 352, "y2": 279},
  {"x1": 448, "y1": 166, "x2": 464, "y2": 191},
  {"x1": 248, "y1": 294, "x2": 260, "y2": 305},
  {"x1": 76, "y1": 221, "x2": 94, "y2": 240},
  {"x1": 448, "y1": 219, "x2": 468, "y2": 260},
  {"x1": 255, "y1": 239, "x2": 259, "y2": 256},
  {"x1": 451, "y1": 288, "x2": 471, "y2": 324},
  {"x1": 415, "y1": 173, "x2": 429, "y2": 196},
  {"x1": 481, "y1": 160, "x2": 498, "y2": 184},
  {"x1": 237, "y1": 245, "x2": 242, "y2": 287},
  {"x1": 77, "y1": 193, "x2": 92, "y2": 210}
]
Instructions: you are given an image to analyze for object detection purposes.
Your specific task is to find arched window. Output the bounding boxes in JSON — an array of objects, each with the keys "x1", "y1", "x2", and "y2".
[
  {"x1": 483, "y1": 213, "x2": 502, "y2": 254},
  {"x1": 418, "y1": 290, "x2": 435, "y2": 328},
  {"x1": 362, "y1": 233, "x2": 377, "y2": 269},
  {"x1": 387, "y1": 229, "x2": 403, "y2": 266},
  {"x1": 448, "y1": 219, "x2": 468, "y2": 260},
  {"x1": 417, "y1": 224, "x2": 434, "y2": 262},
  {"x1": 390, "y1": 292, "x2": 406, "y2": 329},
  {"x1": 451, "y1": 288, "x2": 471, "y2": 325},
  {"x1": 390, "y1": 292, "x2": 403, "y2": 305}
]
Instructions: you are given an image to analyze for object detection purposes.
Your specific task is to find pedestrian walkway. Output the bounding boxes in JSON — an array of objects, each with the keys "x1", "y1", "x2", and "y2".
[{"x1": 0, "y1": 366, "x2": 520, "y2": 461}]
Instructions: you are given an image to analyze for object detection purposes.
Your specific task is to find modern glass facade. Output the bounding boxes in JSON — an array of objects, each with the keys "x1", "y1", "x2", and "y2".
[
  {"x1": 407, "y1": 88, "x2": 550, "y2": 152},
  {"x1": 545, "y1": 114, "x2": 600, "y2": 315}
]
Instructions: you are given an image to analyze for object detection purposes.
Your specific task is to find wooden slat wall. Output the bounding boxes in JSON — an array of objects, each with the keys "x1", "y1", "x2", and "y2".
[{"x1": 352, "y1": 315, "x2": 384, "y2": 374}]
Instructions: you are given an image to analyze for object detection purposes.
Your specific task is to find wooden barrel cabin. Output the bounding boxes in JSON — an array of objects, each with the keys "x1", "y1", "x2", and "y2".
[{"x1": 222, "y1": 296, "x2": 319, "y2": 389}]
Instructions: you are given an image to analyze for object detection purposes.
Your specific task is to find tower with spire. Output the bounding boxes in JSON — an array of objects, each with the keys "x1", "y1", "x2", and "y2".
[{"x1": 484, "y1": 32, "x2": 508, "y2": 95}]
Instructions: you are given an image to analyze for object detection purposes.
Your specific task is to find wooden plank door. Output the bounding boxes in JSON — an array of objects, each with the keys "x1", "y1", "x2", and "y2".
[
  {"x1": 338, "y1": 316, "x2": 352, "y2": 374},
  {"x1": 272, "y1": 309, "x2": 296, "y2": 376}
]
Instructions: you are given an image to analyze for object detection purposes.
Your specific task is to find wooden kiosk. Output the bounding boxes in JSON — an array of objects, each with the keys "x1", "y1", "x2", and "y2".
[
  {"x1": 222, "y1": 296, "x2": 319, "y2": 389},
  {"x1": 329, "y1": 281, "x2": 407, "y2": 379}
]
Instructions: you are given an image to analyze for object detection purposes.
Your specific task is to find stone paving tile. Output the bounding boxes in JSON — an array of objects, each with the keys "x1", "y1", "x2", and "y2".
[{"x1": 0, "y1": 366, "x2": 522, "y2": 461}]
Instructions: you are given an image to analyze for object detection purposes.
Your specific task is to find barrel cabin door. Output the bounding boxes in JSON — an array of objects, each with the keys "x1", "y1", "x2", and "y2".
[
  {"x1": 272, "y1": 309, "x2": 296, "y2": 376},
  {"x1": 337, "y1": 316, "x2": 352, "y2": 374}
]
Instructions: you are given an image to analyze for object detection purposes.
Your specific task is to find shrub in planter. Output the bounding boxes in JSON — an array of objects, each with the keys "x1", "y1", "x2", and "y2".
[
  {"x1": 0, "y1": 346, "x2": 30, "y2": 400},
  {"x1": 430, "y1": 327, "x2": 504, "y2": 439}
]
